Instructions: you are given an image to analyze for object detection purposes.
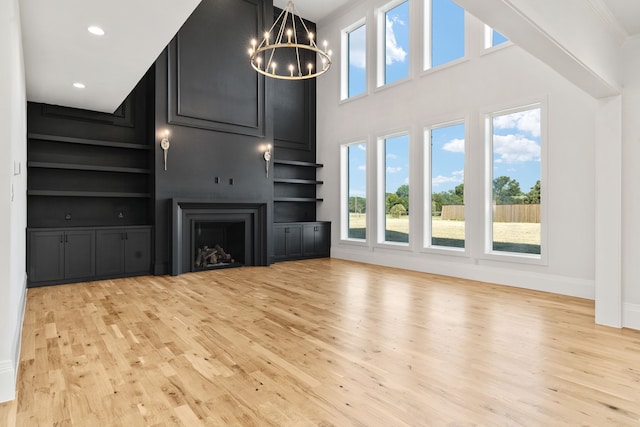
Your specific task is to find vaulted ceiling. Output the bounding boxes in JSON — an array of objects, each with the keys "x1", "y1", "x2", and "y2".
[{"x1": 19, "y1": 0, "x2": 640, "y2": 113}]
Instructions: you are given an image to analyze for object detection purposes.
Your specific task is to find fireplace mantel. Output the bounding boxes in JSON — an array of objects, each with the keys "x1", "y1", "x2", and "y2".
[{"x1": 171, "y1": 199, "x2": 269, "y2": 275}]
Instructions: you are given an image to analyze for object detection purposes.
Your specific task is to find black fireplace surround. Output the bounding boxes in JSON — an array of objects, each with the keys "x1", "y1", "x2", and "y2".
[{"x1": 171, "y1": 199, "x2": 269, "y2": 275}]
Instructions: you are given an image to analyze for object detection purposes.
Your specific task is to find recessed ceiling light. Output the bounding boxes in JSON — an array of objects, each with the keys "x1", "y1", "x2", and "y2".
[
  {"x1": 88, "y1": 26, "x2": 105, "y2": 36},
  {"x1": 73, "y1": 82, "x2": 86, "y2": 89}
]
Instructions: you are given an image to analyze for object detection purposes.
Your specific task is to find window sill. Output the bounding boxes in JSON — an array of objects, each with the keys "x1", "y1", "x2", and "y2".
[
  {"x1": 339, "y1": 91, "x2": 369, "y2": 105},
  {"x1": 480, "y1": 41, "x2": 514, "y2": 57},
  {"x1": 481, "y1": 249, "x2": 546, "y2": 266},
  {"x1": 421, "y1": 57, "x2": 470, "y2": 77}
]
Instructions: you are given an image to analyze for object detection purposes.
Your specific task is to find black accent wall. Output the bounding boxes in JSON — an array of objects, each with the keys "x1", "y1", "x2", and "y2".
[
  {"x1": 27, "y1": 0, "x2": 321, "y2": 278},
  {"x1": 152, "y1": 0, "x2": 318, "y2": 274}
]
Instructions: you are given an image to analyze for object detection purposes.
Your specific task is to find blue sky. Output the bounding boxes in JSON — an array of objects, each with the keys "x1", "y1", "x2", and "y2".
[
  {"x1": 431, "y1": 123, "x2": 465, "y2": 193},
  {"x1": 491, "y1": 108, "x2": 541, "y2": 192},
  {"x1": 347, "y1": 1, "x2": 536, "y2": 199}
]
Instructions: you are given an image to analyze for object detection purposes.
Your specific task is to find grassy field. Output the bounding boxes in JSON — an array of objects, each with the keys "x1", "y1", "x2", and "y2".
[{"x1": 347, "y1": 214, "x2": 540, "y2": 250}]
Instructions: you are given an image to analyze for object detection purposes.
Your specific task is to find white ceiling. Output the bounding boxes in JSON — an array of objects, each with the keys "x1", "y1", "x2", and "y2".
[
  {"x1": 600, "y1": 0, "x2": 640, "y2": 37},
  {"x1": 273, "y1": 0, "x2": 348, "y2": 23},
  {"x1": 20, "y1": 0, "x2": 201, "y2": 113},
  {"x1": 18, "y1": 0, "x2": 640, "y2": 114}
]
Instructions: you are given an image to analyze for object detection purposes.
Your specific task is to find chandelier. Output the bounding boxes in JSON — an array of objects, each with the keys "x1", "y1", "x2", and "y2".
[{"x1": 248, "y1": 1, "x2": 332, "y2": 80}]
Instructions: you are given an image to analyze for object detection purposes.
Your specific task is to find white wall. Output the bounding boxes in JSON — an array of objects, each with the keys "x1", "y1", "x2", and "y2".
[
  {"x1": 621, "y1": 36, "x2": 640, "y2": 329},
  {"x1": 316, "y1": 0, "x2": 598, "y2": 299},
  {"x1": 0, "y1": 0, "x2": 28, "y2": 403}
]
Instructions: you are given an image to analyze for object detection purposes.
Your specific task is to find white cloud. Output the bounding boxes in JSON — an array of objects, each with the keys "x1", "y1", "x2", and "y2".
[
  {"x1": 493, "y1": 109, "x2": 541, "y2": 137},
  {"x1": 493, "y1": 134, "x2": 540, "y2": 164},
  {"x1": 358, "y1": 165, "x2": 366, "y2": 171},
  {"x1": 443, "y1": 138, "x2": 464, "y2": 153},
  {"x1": 385, "y1": 16, "x2": 407, "y2": 65},
  {"x1": 387, "y1": 166, "x2": 403, "y2": 173},
  {"x1": 386, "y1": 153, "x2": 398, "y2": 160},
  {"x1": 432, "y1": 170, "x2": 464, "y2": 187},
  {"x1": 357, "y1": 144, "x2": 366, "y2": 151}
]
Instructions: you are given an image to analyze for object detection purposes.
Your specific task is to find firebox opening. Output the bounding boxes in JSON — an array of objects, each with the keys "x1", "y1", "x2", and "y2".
[{"x1": 192, "y1": 221, "x2": 245, "y2": 271}]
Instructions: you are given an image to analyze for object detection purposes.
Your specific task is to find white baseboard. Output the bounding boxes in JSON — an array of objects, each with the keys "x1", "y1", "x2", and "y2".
[
  {"x1": 331, "y1": 247, "x2": 595, "y2": 300},
  {"x1": 0, "y1": 275, "x2": 27, "y2": 403},
  {"x1": 0, "y1": 360, "x2": 16, "y2": 403},
  {"x1": 623, "y1": 303, "x2": 640, "y2": 330}
]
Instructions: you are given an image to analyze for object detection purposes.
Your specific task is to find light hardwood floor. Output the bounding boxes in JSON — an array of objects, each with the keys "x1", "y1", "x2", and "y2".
[{"x1": 1, "y1": 258, "x2": 639, "y2": 426}]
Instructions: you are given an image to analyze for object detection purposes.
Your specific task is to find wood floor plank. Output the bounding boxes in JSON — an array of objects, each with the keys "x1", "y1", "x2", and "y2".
[{"x1": 2, "y1": 258, "x2": 640, "y2": 426}]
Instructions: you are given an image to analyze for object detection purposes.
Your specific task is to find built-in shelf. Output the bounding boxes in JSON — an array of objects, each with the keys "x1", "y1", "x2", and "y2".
[
  {"x1": 274, "y1": 178, "x2": 323, "y2": 185},
  {"x1": 28, "y1": 190, "x2": 151, "y2": 198},
  {"x1": 273, "y1": 159, "x2": 323, "y2": 222},
  {"x1": 28, "y1": 161, "x2": 151, "y2": 174},
  {"x1": 273, "y1": 159, "x2": 323, "y2": 168},
  {"x1": 274, "y1": 197, "x2": 324, "y2": 202},
  {"x1": 28, "y1": 133, "x2": 151, "y2": 151}
]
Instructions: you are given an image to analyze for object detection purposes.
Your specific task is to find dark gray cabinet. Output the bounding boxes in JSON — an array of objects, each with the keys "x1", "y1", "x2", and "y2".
[
  {"x1": 96, "y1": 227, "x2": 151, "y2": 276},
  {"x1": 273, "y1": 223, "x2": 303, "y2": 261},
  {"x1": 303, "y1": 222, "x2": 330, "y2": 257},
  {"x1": 28, "y1": 229, "x2": 95, "y2": 284},
  {"x1": 273, "y1": 221, "x2": 330, "y2": 261},
  {"x1": 28, "y1": 226, "x2": 151, "y2": 287}
]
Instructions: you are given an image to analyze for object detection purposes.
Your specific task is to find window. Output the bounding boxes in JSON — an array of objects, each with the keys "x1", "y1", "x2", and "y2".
[
  {"x1": 378, "y1": 133, "x2": 410, "y2": 244},
  {"x1": 484, "y1": 25, "x2": 509, "y2": 48},
  {"x1": 342, "y1": 142, "x2": 367, "y2": 240},
  {"x1": 342, "y1": 21, "x2": 367, "y2": 100},
  {"x1": 426, "y1": 0, "x2": 465, "y2": 69},
  {"x1": 378, "y1": 0, "x2": 410, "y2": 86},
  {"x1": 487, "y1": 105, "x2": 541, "y2": 256},
  {"x1": 426, "y1": 121, "x2": 465, "y2": 249}
]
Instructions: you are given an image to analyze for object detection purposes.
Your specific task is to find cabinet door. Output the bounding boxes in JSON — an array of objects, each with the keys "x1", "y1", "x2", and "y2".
[
  {"x1": 302, "y1": 224, "x2": 317, "y2": 256},
  {"x1": 29, "y1": 231, "x2": 64, "y2": 283},
  {"x1": 273, "y1": 225, "x2": 288, "y2": 259},
  {"x1": 64, "y1": 230, "x2": 95, "y2": 279},
  {"x1": 314, "y1": 222, "x2": 330, "y2": 256},
  {"x1": 96, "y1": 229, "x2": 125, "y2": 276},
  {"x1": 124, "y1": 228, "x2": 151, "y2": 274},
  {"x1": 303, "y1": 223, "x2": 331, "y2": 257},
  {"x1": 273, "y1": 224, "x2": 303, "y2": 260},
  {"x1": 285, "y1": 224, "x2": 303, "y2": 258}
]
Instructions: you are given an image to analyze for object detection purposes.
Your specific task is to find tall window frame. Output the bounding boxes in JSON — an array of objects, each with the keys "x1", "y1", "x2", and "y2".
[
  {"x1": 341, "y1": 18, "x2": 367, "y2": 101},
  {"x1": 377, "y1": 0, "x2": 411, "y2": 88},
  {"x1": 341, "y1": 141, "x2": 368, "y2": 242},
  {"x1": 424, "y1": 119, "x2": 467, "y2": 253},
  {"x1": 485, "y1": 102, "x2": 546, "y2": 263},
  {"x1": 377, "y1": 131, "x2": 411, "y2": 246},
  {"x1": 424, "y1": 0, "x2": 466, "y2": 71}
]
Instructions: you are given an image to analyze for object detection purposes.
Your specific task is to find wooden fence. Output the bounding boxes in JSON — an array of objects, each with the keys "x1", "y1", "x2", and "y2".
[{"x1": 441, "y1": 204, "x2": 540, "y2": 223}]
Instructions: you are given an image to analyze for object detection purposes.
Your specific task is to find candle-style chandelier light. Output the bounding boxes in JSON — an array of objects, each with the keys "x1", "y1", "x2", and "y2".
[{"x1": 248, "y1": 1, "x2": 332, "y2": 80}]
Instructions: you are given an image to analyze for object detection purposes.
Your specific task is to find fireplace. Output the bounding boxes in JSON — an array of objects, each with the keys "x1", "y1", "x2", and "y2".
[
  {"x1": 171, "y1": 199, "x2": 268, "y2": 275},
  {"x1": 192, "y1": 220, "x2": 245, "y2": 270}
]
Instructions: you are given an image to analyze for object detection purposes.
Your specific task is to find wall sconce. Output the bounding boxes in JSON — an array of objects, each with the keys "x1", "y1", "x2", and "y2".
[
  {"x1": 264, "y1": 144, "x2": 272, "y2": 177},
  {"x1": 160, "y1": 130, "x2": 170, "y2": 171}
]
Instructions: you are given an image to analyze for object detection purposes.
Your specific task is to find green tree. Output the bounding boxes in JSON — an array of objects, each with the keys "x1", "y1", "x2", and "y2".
[
  {"x1": 386, "y1": 193, "x2": 402, "y2": 213},
  {"x1": 395, "y1": 184, "x2": 409, "y2": 212},
  {"x1": 396, "y1": 184, "x2": 409, "y2": 199},
  {"x1": 349, "y1": 196, "x2": 366, "y2": 213},
  {"x1": 453, "y1": 183, "x2": 464, "y2": 202},
  {"x1": 525, "y1": 180, "x2": 541, "y2": 204},
  {"x1": 493, "y1": 176, "x2": 523, "y2": 204},
  {"x1": 390, "y1": 203, "x2": 407, "y2": 218},
  {"x1": 431, "y1": 183, "x2": 464, "y2": 215}
]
